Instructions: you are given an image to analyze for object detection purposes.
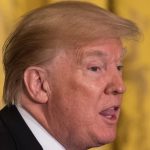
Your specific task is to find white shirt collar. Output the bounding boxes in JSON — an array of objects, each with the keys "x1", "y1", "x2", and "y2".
[{"x1": 16, "y1": 105, "x2": 66, "y2": 150}]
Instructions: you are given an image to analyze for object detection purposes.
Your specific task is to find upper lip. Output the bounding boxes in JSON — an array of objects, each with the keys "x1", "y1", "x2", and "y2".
[{"x1": 99, "y1": 105, "x2": 120, "y2": 115}]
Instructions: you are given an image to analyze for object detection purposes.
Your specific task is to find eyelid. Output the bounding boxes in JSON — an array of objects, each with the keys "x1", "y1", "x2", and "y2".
[
  {"x1": 87, "y1": 62, "x2": 106, "y2": 73},
  {"x1": 88, "y1": 66, "x2": 101, "y2": 72}
]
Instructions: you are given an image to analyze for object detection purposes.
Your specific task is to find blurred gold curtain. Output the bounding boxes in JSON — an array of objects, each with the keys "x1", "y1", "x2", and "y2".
[
  {"x1": 0, "y1": 1, "x2": 150, "y2": 150},
  {"x1": 112, "y1": 1, "x2": 150, "y2": 150}
]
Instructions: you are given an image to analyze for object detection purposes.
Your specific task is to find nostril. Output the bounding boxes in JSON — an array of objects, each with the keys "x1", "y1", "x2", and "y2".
[
  {"x1": 112, "y1": 86, "x2": 125, "y2": 95},
  {"x1": 112, "y1": 90, "x2": 119, "y2": 95},
  {"x1": 105, "y1": 83, "x2": 126, "y2": 95},
  {"x1": 114, "y1": 106, "x2": 119, "y2": 111}
]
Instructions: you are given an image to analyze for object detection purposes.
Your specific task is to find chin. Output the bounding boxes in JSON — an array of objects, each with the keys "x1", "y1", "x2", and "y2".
[
  {"x1": 92, "y1": 126, "x2": 117, "y2": 146},
  {"x1": 79, "y1": 128, "x2": 117, "y2": 150},
  {"x1": 100, "y1": 130, "x2": 116, "y2": 144}
]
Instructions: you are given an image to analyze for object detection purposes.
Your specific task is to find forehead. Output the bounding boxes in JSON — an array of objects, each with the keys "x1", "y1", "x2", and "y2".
[{"x1": 75, "y1": 38, "x2": 124, "y2": 63}]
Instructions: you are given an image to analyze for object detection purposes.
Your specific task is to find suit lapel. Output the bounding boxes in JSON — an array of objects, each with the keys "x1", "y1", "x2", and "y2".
[{"x1": 0, "y1": 105, "x2": 43, "y2": 150}]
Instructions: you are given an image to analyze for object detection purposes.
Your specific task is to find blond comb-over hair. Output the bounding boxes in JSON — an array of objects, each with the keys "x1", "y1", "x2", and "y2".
[{"x1": 2, "y1": 1, "x2": 140, "y2": 105}]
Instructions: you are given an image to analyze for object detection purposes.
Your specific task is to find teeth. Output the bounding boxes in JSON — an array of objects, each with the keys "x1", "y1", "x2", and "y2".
[
  {"x1": 100, "y1": 106, "x2": 119, "y2": 117},
  {"x1": 110, "y1": 106, "x2": 119, "y2": 111},
  {"x1": 105, "y1": 115, "x2": 112, "y2": 119}
]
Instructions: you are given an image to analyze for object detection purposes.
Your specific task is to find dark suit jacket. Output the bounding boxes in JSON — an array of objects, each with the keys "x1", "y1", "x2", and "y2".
[{"x1": 0, "y1": 105, "x2": 43, "y2": 150}]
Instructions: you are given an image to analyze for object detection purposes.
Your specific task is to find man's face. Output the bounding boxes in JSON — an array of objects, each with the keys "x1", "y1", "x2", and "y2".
[{"x1": 46, "y1": 38, "x2": 125, "y2": 149}]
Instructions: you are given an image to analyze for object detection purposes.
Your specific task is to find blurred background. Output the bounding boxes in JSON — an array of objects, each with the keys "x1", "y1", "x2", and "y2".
[{"x1": 0, "y1": 0, "x2": 150, "y2": 150}]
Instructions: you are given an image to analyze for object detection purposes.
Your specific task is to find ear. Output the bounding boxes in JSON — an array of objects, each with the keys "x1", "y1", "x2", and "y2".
[{"x1": 23, "y1": 66, "x2": 50, "y2": 104}]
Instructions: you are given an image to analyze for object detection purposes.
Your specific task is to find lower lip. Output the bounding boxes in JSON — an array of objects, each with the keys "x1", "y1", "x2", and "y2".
[{"x1": 100, "y1": 114, "x2": 118, "y2": 125}]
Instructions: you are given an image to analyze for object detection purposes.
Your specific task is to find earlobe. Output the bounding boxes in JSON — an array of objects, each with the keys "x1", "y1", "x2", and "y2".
[{"x1": 23, "y1": 67, "x2": 50, "y2": 104}]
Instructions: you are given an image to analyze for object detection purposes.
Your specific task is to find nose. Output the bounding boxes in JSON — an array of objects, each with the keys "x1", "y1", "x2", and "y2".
[{"x1": 104, "y1": 73, "x2": 126, "y2": 95}]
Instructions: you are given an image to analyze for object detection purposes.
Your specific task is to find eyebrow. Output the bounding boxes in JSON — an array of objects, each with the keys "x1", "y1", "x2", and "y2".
[
  {"x1": 83, "y1": 50, "x2": 107, "y2": 58},
  {"x1": 76, "y1": 48, "x2": 126, "y2": 64}
]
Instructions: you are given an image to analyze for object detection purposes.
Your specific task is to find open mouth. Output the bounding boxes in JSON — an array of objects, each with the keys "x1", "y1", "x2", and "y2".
[{"x1": 99, "y1": 106, "x2": 120, "y2": 121}]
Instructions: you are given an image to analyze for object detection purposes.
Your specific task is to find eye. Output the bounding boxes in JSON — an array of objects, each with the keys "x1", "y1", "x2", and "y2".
[
  {"x1": 117, "y1": 65, "x2": 123, "y2": 71},
  {"x1": 88, "y1": 66, "x2": 101, "y2": 72}
]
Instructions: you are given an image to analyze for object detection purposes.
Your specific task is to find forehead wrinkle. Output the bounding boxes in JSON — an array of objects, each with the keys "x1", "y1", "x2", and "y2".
[
  {"x1": 74, "y1": 49, "x2": 108, "y2": 66},
  {"x1": 73, "y1": 46, "x2": 86, "y2": 65},
  {"x1": 117, "y1": 47, "x2": 127, "y2": 63},
  {"x1": 74, "y1": 47, "x2": 125, "y2": 65},
  {"x1": 84, "y1": 50, "x2": 107, "y2": 58},
  {"x1": 74, "y1": 49, "x2": 107, "y2": 65},
  {"x1": 83, "y1": 48, "x2": 126, "y2": 65}
]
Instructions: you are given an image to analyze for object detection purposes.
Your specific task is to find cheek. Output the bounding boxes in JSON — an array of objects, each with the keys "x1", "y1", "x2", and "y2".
[
  {"x1": 50, "y1": 67, "x2": 108, "y2": 125},
  {"x1": 63, "y1": 79, "x2": 103, "y2": 120},
  {"x1": 73, "y1": 76, "x2": 107, "y2": 108},
  {"x1": 52, "y1": 80, "x2": 96, "y2": 123}
]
